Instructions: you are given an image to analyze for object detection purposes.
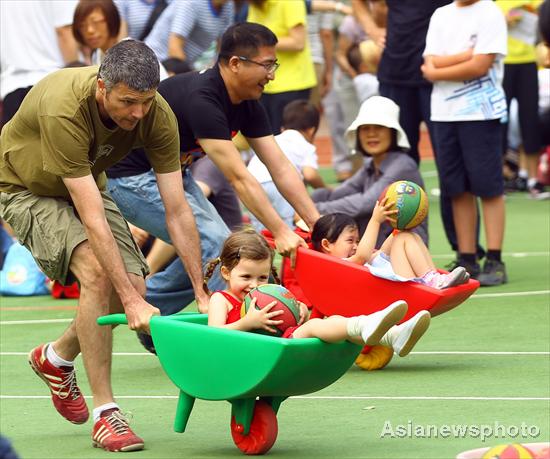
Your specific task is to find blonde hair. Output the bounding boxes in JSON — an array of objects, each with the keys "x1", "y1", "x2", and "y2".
[{"x1": 204, "y1": 228, "x2": 280, "y2": 288}]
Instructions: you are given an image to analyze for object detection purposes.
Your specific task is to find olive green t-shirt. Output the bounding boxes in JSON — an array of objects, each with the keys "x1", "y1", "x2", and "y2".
[{"x1": 0, "y1": 66, "x2": 180, "y2": 198}]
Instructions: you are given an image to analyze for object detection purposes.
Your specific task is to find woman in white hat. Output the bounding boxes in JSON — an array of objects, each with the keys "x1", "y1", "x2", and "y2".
[{"x1": 312, "y1": 95, "x2": 428, "y2": 247}]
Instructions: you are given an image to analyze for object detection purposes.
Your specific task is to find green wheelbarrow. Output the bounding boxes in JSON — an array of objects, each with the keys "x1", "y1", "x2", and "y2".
[{"x1": 98, "y1": 313, "x2": 362, "y2": 455}]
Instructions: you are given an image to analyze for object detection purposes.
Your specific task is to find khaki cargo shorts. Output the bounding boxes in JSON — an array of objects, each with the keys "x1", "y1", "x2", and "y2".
[{"x1": 0, "y1": 190, "x2": 149, "y2": 285}]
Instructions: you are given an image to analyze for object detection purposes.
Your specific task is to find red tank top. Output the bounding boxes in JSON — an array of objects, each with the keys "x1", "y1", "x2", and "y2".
[{"x1": 217, "y1": 291, "x2": 242, "y2": 325}]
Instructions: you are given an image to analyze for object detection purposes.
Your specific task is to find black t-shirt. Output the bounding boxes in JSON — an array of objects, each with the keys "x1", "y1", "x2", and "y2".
[
  {"x1": 107, "y1": 66, "x2": 272, "y2": 178},
  {"x1": 377, "y1": 0, "x2": 452, "y2": 87}
]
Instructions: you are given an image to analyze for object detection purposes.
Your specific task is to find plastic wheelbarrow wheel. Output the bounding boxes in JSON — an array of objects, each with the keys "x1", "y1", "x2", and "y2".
[{"x1": 231, "y1": 400, "x2": 278, "y2": 455}]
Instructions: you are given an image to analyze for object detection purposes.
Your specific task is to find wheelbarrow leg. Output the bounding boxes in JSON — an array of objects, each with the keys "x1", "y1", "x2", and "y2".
[
  {"x1": 174, "y1": 390, "x2": 195, "y2": 433},
  {"x1": 230, "y1": 398, "x2": 256, "y2": 435}
]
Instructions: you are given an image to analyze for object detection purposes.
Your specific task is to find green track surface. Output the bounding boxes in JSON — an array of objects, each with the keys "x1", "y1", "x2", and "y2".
[{"x1": 1, "y1": 159, "x2": 549, "y2": 458}]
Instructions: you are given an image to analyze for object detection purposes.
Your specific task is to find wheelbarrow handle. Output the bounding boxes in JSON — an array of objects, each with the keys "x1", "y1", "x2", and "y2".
[{"x1": 97, "y1": 313, "x2": 128, "y2": 326}]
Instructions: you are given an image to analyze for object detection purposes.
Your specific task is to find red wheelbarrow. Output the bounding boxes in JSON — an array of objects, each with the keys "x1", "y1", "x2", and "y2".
[
  {"x1": 98, "y1": 313, "x2": 362, "y2": 455},
  {"x1": 262, "y1": 230, "x2": 479, "y2": 370}
]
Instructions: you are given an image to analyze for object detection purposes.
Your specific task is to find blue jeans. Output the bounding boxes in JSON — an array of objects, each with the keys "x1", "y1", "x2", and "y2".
[
  {"x1": 249, "y1": 181, "x2": 294, "y2": 231},
  {"x1": 107, "y1": 169, "x2": 229, "y2": 315}
]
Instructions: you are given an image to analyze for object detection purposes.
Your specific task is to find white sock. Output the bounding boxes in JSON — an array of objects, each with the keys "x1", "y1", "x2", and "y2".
[
  {"x1": 93, "y1": 402, "x2": 120, "y2": 422},
  {"x1": 346, "y1": 316, "x2": 362, "y2": 337},
  {"x1": 46, "y1": 343, "x2": 74, "y2": 368},
  {"x1": 527, "y1": 177, "x2": 537, "y2": 189}
]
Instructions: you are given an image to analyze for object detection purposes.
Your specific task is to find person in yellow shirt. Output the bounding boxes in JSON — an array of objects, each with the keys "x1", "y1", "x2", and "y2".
[
  {"x1": 496, "y1": 0, "x2": 545, "y2": 197},
  {"x1": 247, "y1": 0, "x2": 317, "y2": 134}
]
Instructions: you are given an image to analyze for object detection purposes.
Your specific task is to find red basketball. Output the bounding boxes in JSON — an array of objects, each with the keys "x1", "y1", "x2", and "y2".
[{"x1": 241, "y1": 284, "x2": 301, "y2": 337}]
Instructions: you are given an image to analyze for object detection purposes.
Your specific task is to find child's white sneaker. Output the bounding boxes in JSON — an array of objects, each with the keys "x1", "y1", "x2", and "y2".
[
  {"x1": 423, "y1": 267, "x2": 468, "y2": 289},
  {"x1": 358, "y1": 300, "x2": 408, "y2": 345},
  {"x1": 380, "y1": 310, "x2": 431, "y2": 357}
]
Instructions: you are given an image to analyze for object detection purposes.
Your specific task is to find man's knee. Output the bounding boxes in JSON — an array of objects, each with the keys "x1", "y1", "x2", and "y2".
[{"x1": 70, "y1": 242, "x2": 112, "y2": 294}]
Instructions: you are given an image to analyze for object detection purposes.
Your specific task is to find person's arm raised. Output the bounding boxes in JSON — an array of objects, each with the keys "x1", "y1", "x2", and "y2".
[
  {"x1": 63, "y1": 175, "x2": 159, "y2": 332},
  {"x1": 155, "y1": 170, "x2": 210, "y2": 313}
]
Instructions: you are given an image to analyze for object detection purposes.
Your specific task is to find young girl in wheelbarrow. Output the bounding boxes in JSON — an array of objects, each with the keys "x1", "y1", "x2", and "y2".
[{"x1": 205, "y1": 228, "x2": 421, "y2": 353}]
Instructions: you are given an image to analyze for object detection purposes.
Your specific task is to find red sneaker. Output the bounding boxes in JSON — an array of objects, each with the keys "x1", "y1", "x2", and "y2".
[
  {"x1": 28, "y1": 344, "x2": 89, "y2": 424},
  {"x1": 92, "y1": 409, "x2": 144, "y2": 452}
]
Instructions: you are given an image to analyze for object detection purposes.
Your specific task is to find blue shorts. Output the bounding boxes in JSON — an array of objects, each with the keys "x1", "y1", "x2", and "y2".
[{"x1": 432, "y1": 120, "x2": 504, "y2": 198}]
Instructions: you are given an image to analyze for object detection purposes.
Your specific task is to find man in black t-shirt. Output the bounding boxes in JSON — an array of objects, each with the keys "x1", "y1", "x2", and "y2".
[{"x1": 107, "y1": 23, "x2": 320, "y2": 316}]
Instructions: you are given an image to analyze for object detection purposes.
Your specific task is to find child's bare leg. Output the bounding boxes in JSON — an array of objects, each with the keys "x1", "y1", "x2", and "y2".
[
  {"x1": 293, "y1": 317, "x2": 359, "y2": 343},
  {"x1": 411, "y1": 232, "x2": 436, "y2": 270},
  {"x1": 480, "y1": 195, "x2": 505, "y2": 251},
  {"x1": 390, "y1": 232, "x2": 433, "y2": 278},
  {"x1": 452, "y1": 192, "x2": 477, "y2": 254}
]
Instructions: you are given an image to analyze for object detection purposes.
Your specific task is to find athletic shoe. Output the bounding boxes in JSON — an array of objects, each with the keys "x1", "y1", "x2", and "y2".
[
  {"x1": 477, "y1": 259, "x2": 508, "y2": 287},
  {"x1": 389, "y1": 311, "x2": 431, "y2": 357},
  {"x1": 446, "y1": 259, "x2": 481, "y2": 279},
  {"x1": 359, "y1": 300, "x2": 408, "y2": 346},
  {"x1": 528, "y1": 182, "x2": 550, "y2": 200},
  {"x1": 92, "y1": 408, "x2": 144, "y2": 452},
  {"x1": 28, "y1": 344, "x2": 89, "y2": 424}
]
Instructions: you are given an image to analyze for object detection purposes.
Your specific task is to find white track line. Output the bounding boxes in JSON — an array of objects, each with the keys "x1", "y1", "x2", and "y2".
[
  {"x1": 470, "y1": 290, "x2": 549, "y2": 299},
  {"x1": 0, "y1": 395, "x2": 547, "y2": 401},
  {"x1": 431, "y1": 251, "x2": 549, "y2": 259},
  {"x1": 0, "y1": 318, "x2": 73, "y2": 325},
  {"x1": 0, "y1": 351, "x2": 547, "y2": 356}
]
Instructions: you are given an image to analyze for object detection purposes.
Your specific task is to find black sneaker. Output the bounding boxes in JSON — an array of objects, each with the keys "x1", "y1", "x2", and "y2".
[
  {"x1": 477, "y1": 259, "x2": 508, "y2": 286},
  {"x1": 446, "y1": 259, "x2": 481, "y2": 279}
]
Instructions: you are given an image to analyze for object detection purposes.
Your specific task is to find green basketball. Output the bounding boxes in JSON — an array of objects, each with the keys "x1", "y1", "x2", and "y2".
[
  {"x1": 380, "y1": 180, "x2": 428, "y2": 230},
  {"x1": 241, "y1": 284, "x2": 301, "y2": 337}
]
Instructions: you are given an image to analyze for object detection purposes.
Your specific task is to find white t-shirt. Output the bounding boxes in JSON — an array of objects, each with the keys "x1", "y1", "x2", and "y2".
[
  {"x1": 424, "y1": 0, "x2": 507, "y2": 122},
  {"x1": 247, "y1": 129, "x2": 319, "y2": 184},
  {"x1": 353, "y1": 73, "x2": 379, "y2": 104},
  {"x1": 0, "y1": 0, "x2": 77, "y2": 99}
]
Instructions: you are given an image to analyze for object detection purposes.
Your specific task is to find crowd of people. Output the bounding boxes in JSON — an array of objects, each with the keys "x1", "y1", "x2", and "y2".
[{"x1": 1, "y1": 0, "x2": 549, "y2": 454}]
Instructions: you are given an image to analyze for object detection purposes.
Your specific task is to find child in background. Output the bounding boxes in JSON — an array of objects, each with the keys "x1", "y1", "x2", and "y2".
[
  {"x1": 206, "y1": 228, "x2": 412, "y2": 350},
  {"x1": 311, "y1": 210, "x2": 469, "y2": 289},
  {"x1": 347, "y1": 39, "x2": 381, "y2": 103},
  {"x1": 247, "y1": 100, "x2": 327, "y2": 231},
  {"x1": 422, "y1": 0, "x2": 508, "y2": 286}
]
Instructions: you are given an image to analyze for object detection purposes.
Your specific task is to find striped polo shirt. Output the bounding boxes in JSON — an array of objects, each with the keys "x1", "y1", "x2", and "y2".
[{"x1": 144, "y1": 0, "x2": 234, "y2": 63}]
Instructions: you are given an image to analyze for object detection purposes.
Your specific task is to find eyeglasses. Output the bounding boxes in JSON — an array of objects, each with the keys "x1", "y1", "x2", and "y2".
[{"x1": 237, "y1": 56, "x2": 280, "y2": 74}]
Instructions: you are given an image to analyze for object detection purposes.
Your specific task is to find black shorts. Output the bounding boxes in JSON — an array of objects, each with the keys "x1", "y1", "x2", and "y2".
[{"x1": 433, "y1": 120, "x2": 504, "y2": 198}]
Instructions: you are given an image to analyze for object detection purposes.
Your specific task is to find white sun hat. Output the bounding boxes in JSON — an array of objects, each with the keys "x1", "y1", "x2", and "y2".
[{"x1": 345, "y1": 95, "x2": 410, "y2": 151}]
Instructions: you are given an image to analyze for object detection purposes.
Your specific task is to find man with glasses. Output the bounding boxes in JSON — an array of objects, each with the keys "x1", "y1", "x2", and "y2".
[{"x1": 106, "y1": 22, "x2": 320, "y2": 332}]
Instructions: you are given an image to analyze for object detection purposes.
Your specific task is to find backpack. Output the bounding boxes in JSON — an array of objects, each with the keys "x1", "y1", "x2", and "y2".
[{"x1": 0, "y1": 243, "x2": 49, "y2": 296}]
